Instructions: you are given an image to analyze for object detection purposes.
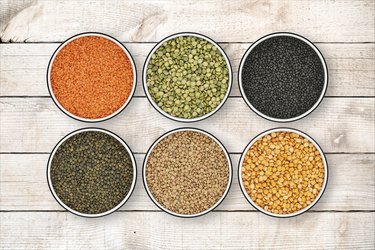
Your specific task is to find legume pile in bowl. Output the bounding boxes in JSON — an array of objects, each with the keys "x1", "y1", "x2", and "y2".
[
  {"x1": 143, "y1": 32, "x2": 232, "y2": 122},
  {"x1": 239, "y1": 128, "x2": 328, "y2": 218},
  {"x1": 239, "y1": 32, "x2": 328, "y2": 122},
  {"x1": 143, "y1": 128, "x2": 232, "y2": 217},
  {"x1": 47, "y1": 128, "x2": 137, "y2": 217},
  {"x1": 47, "y1": 32, "x2": 137, "y2": 122}
]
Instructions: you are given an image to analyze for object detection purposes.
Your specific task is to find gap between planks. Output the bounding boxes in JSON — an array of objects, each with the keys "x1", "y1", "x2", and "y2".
[
  {"x1": 0, "y1": 152, "x2": 374, "y2": 155},
  {"x1": 0, "y1": 96, "x2": 375, "y2": 98},
  {"x1": 1, "y1": 0, "x2": 374, "y2": 43},
  {"x1": 1, "y1": 43, "x2": 374, "y2": 97},
  {"x1": 0, "y1": 211, "x2": 374, "y2": 249},
  {"x1": 0, "y1": 210, "x2": 374, "y2": 213},
  {"x1": 1, "y1": 42, "x2": 375, "y2": 44},
  {"x1": 1, "y1": 98, "x2": 373, "y2": 153},
  {"x1": 1, "y1": 154, "x2": 373, "y2": 211}
]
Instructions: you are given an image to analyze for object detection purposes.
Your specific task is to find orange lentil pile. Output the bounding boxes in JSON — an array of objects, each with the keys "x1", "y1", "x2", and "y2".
[
  {"x1": 50, "y1": 35, "x2": 134, "y2": 119},
  {"x1": 241, "y1": 131, "x2": 325, "y2": 215}
]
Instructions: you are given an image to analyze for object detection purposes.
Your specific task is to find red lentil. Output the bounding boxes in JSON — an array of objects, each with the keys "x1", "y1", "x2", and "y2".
[{"x1": 50, "y1": 35, "x2": 134, "y2": 119}]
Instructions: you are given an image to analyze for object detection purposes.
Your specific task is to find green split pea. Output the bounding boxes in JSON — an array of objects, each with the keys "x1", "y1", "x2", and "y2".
[{"x1": 146, "y1": 35, "x2": 230, "y2": 119}]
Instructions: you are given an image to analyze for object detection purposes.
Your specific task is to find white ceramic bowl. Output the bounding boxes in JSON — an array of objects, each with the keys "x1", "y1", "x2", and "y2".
[
  {"x1": 238, "y1": 32, "x2": 328, "y2": 123},
  {"x1": 238, "y1": 128, "x2": 328, "y2": 218},
  {"x1": 47, "y1": 32, "x2": 137, "y2": 123},
  {"x1": 143, "y1": 128, "x2": 233, "y2": 218},
  {"x1": 47, "y1": 128, "x2": 137, "y2": 218},
  {"x1": 143, "y1": 32, "x2": 232, "y2": 122}
]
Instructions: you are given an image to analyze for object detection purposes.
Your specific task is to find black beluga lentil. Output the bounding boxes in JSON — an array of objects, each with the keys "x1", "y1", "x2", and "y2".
[
  {"x1": 50, "y1": 131, "x2": 134, "y2": 214},
  {"x1": 241, "y1": 35, "x2": 326, "y2": 120}
]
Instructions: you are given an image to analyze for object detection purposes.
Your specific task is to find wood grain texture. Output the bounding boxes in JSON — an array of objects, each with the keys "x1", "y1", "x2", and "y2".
[
  {"x1": 1, "y1": 43, "x2": 374, "y2": 97},
  {"x1": 1, "y1": 212, "x2": 374, "y2": 249},
  {"x1": 0, "y1": 154, "x2": 374, "y2": 211},
  {"x1": 0, "y1": 0, "x2": 374, "y2": 248},
  {"x1": 0, "y1": 0, "x2": 33, "y2": 27},
  {"x1": 0, "y1": 0, "x2": 374, "y2": 43},
  {"x1": 0, "y1": 97, "x2": 373, "y2": 153}
]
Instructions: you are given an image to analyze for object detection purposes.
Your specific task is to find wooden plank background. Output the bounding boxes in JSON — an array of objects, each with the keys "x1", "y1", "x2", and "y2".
[
  {"x1": 0, "y1": 0, "x2": 374, "y2": 249},
  {"x1": 1, "y1": 43, "x2": 375, "y2": 97}
]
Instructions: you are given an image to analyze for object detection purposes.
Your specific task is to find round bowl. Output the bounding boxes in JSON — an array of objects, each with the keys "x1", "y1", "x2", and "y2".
[
  {"x1": 238, "y1": 32, "x2": 328, "y2": 123},
  {"x1": 47, "y1": 127, "x2": 137, "y2": 218},
  {"x1": 143, "y1": 127, "x2": 233, "y2": 218},
  {"x1": 47, "y1": 32, "x2": 137, "y2": 123},
  {"x1": 143, "y1": 32, "x2": 233, "y2": 123},
  {"x1": 238, "y1": 127, "x2": 328, "y2": 218}
]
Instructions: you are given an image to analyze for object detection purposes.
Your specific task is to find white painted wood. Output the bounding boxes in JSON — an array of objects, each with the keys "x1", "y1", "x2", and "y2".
[
  {"x1": 0, "y1": 98, "x2": 373, "y2": 153},
  {"x1": 1, "y1": 43, "x2": 374, "y2": 96},
  {"x1": 0, "y1": 154, "x2": 373, "y2": 211},
  {"x1": 0, "y1": 0, "x2": 374, "y2": 43},
  {"x1": 0, "y1": 0, "x2": 374, "y2": 248},
  {"x1": 0, "y1": 212, "x2": 374, "y2": 249},
  {"x1": 0, "y1": 0, "x2": 33, "y2": 27}
]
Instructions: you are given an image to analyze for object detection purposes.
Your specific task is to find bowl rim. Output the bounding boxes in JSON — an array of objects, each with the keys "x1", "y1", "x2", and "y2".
[
  {"x1": 238, "y1": 127, "x2": 329, "y2": 218},
  {"x1": 46, "y1": 127, "x2": 137, "y2": 218},
  {"x1": 142, "y1": 32, "x2": 233, "y2": 123},
  {"x1": 46, "y1": 32, "x2": 137, "y2": 123},
  {"x1": 142, "y1": 127, "x2": 233, "y2": 218},
  {"x1": 238, "y1": 32, "x2": 329, "y2": 123}
]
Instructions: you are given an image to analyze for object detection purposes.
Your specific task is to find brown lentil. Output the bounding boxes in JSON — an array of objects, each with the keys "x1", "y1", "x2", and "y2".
[
  {"x1": 50, "y1": 35, "x2": 134, "y2": 119},
  {"x1": 145, "y1": 130, "x2": 230, "y2": 215},
  {"x1": 50, "y1": 130, "x2": 134, "y2": 215},
  {"x1": 241, "y1": 131, "x2": 325, "y2": 215}
]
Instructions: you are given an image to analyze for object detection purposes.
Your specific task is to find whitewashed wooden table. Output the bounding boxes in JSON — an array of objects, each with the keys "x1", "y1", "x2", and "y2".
[{"x1": 0, "y1": 1, "x2": 374, "y2": 249}]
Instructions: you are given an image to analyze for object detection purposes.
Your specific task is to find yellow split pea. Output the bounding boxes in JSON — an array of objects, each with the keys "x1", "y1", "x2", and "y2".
[{"x1": 241, "y1": 131, "x2": 325, "y2": 215}]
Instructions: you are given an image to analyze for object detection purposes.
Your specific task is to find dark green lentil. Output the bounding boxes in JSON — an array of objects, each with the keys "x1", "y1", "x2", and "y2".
[
  {"x1": 241, "y1": 35, "x2": 325, "y2": 119},
  {"x1": 50, "y1": 131, "x2": 134, "y2": 214},
  {"x1": 146, "y1": 35, "x2": 230, "y2": 119}
]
